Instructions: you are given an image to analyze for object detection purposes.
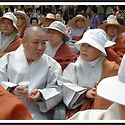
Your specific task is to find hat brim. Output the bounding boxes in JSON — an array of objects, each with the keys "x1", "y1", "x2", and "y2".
[
  {"x1": 75, "y1": 36, "x2": 107, "y2": 56},
  {"x1": 68, "y1": 16, "x2": 91, "y2": 28},
  {"x1": 42, "y1": 27, "x2": 70, "y2": 41},
  {"x1": 97, "y1": 75, "x2": 125, "y2": 106},
  {"x1": 0, "y1": 17, "x2": 18, "y2": 31},
  {"x1": 39, "y1": 17, "x2": 58, "y2": 24},
  {"x1": 98, "y1": 23, "x2": 125, "y2": 34},
  {"x1": 13, "y1": 11, "x2": 30, "y2": 25}
]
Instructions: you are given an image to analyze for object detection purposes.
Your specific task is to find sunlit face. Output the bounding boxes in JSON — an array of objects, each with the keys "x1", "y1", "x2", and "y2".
[
  {"x1": 0, "y1": 18, "x2": 15, "y2": 36},
  {"x1": 15, "y1": 14, "x2": 26, "y2": 27},
  {"x1": 47, "y1": 29, "x2": 63, "y2": 46},
  {"x1": 45, "y1": 18, "x2": 54, "y2": 27},
  {"x1": 22, "y1": 32, "x2": 46, "y2": 63},
  {"x1": 80, "y1": 43, "x2": 102, "y2": 61},
  {"x1": 105, "y1": 25, "x2": 118, "y2": 37},
  {"x1": 76, "y1": 19, "x2": 84, "y2": 29},
  {"x1": 31, "y1": 19, "x2": 38, "y2": 26}
]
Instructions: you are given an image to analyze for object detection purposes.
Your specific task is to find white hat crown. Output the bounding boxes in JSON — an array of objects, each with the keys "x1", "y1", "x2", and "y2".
[
  {"x1": 75, "y1": 29, "x2": 108, "y2": 56},
  {"x1": 1, "y1": 12, "x2": 18, "y2": 31}
]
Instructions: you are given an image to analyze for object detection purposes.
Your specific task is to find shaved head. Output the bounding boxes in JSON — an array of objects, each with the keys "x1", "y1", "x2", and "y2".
[{"x1": 24, "y1": 26, "x2": 46, "y2": 40}]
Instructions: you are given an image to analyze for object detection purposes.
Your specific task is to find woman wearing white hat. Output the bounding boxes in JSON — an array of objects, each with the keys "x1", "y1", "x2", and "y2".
[
  {"x1": 43, "y1": 21, "x2": 77, "y2": 71},
  {"x1": 98, "y1": 18, "x2": 125, "y2": 66},
  {"x1": 13, "y1": 11, "x2": 30, "y2": 38},
  {"x1": 0, "y1": 12, "x2": 22, "y2": 58},
  {"x1": 69, "y1": 53, "x2": 125, "y2": 120},
  {"x1": 58, "y1": 28, "x2": 119, "y2": 119}
]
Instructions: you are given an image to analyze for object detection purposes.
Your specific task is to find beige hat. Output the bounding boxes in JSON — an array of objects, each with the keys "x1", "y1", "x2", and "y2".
[
  {"x1": 68, "y1": 14, "x2": 92, "y2": 28},
  {"x1": 13, "y1": 11, "x2": 30, "y2": 25},
  {"x1": 39, "y1": 13, "x2": 57, "y2": 24},
  {"x1": 75, "y1": 29, "x2": 115, "y2": 56},
  {"x1": 97, "y1": 53, "x2": 125, "y2": 106},
  {"x1": 43, "y1": 21, "x2": 69, "y2": 41},
  {"x1": 0, "y1": 12, "x2": 18, "y2": 31},
  {"x1": 98, "y1": 18, "x2": 125, "y2": 34}
]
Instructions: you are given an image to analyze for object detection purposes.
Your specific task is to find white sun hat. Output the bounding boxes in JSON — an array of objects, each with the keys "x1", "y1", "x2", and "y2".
[
  {"x1": 43, "y1": 21, "x2": 69, "y2": 41},
  {"x1": 13, "y1": 11, "x2": 30, "y2": 25},
  {"x1": 75, "y1": 29, "x2": 115, "y2": 56},
  {"x1": 0, "y1": 12, "x2": 18, "y2": 31},
  {"x1": 97, "y1": 54, "x2": 125, "y2": 106}
]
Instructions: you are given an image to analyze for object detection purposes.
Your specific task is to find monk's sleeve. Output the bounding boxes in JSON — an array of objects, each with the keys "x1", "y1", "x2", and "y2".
[
  {"x1": 0, "y1": 53, "x2": 17, "y2": 90},
  {"x1": 36, "y1": 59, "x2": 63, "y2": 112},
  {"x1": 59, "y1": 63, "x2": 87, "y2": 109}
]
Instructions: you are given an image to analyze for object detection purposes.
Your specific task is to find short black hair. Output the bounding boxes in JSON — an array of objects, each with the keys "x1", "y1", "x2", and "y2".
[
  {"x1": 92, "y1": 5, "x2": 97, "y2": 13},
  {"x1": 30, "y1": 17, "x2": 38, "y2": 24}
]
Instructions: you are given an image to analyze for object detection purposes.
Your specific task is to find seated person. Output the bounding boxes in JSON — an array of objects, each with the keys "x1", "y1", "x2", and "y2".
[
  {"x1": 69, "y1": 53, "x2": 125, "y2": 120},
  {"x1": 58, "y1": 29, "x2": 119, "y2": 119},
  {"x1": 0, "y1": 12, "x2": 22, "y2": 57},
  {"x1": 0, "y1": 26, "x2": 62, "y2": 120},
  {"x1": 13, "y1": 11, "x2": 30, "y2": 38},
  {"x1": 44, "y1": 21, "x2": 77, "y2": 71},
  {"x1": 68, "y1": 14, "x2": 91, "y2": 41},
  {"x1": 98, "y1": 18, "x2": 125, "y2": 65}
]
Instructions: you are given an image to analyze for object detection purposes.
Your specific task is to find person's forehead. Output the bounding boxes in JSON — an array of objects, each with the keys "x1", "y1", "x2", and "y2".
[
  {"x1": 15, "y1": 14, "x2": 24, "y2": 18},
  {"x1": 1, "y1": 18, "x2": 12, "y2": 22}
]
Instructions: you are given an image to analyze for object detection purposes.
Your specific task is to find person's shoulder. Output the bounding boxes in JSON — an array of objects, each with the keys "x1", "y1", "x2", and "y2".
[{"x1": 42, "y1": 54, "x2": 61, "y2": 65}]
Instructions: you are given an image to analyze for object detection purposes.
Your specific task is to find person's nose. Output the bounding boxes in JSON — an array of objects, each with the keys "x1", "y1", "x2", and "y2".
[{"x1": 37, "y1": 43, "x2": 43, "y2": 50}]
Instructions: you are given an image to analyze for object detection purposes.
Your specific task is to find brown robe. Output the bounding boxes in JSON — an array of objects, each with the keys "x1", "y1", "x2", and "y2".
[
  {"x1": 0, "y1": 35, "x2": 22, "y2": 58},
  {"x1": 20, "y1": 25, "x2": 30, "y2": 38},
  {"x1": 0, "y1": 84, "x2": 32, "y2": 120},
  {"x1": 66, "y1": 58, "x2": 119, "y2": 119},
  {"x1": 106, "y1": 34, "x2": 125, "y2": 65},
  {"x1": 54, "y1": 42, "x2": 77, "y2": 71}
]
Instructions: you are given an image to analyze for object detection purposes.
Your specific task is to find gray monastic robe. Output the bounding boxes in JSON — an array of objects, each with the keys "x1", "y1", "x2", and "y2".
[{"x1": 0, "y1": 47, "x2": 62, "y2": 120}]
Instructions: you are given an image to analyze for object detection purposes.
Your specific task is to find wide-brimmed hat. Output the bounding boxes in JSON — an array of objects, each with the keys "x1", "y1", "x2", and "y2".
[
  {"x1": 39, "y1": 13, "x2": 57, "y2": 24},
  {"x1": 98, "y1": 18, "x2": 125, "y2": 34},
  {"x1": 97, "y1": 53, "x2": 125, "y2": 106},
  {"x1": 43, "y1": 21, "x2": 69, "y2": 41},
  {"x1": 75, "y1": 29, "x2": 115, "y2": 56},
  {"x1": 0, "y1": 12, "x2": 18, "y2": 31},
  {"x1": 13, "y1": 11, "x2": 30, "y2": 25},
  {"x1": 103, "y1": 15, "x2": 116, "y2": 24},
  {"x1": 68, "y1": 14, "x2": 91, "y2": 28}
]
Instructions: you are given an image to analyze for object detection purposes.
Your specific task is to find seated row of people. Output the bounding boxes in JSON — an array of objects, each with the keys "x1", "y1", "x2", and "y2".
[{"x1": 0, "y1": 11, "x2": 125, "y2": 120}]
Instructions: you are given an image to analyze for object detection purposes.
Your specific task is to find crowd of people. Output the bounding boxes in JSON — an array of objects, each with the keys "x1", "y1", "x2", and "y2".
[{"x1": 0, "y1": 4, "x2": 125, "y2": 121}]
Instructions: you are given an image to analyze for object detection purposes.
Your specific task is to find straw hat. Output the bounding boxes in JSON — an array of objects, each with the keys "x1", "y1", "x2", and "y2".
[
  {"x1": 13, "y1": 11, "x2": 30, "y2": 25},
  {"x1": 97, "y1": 53, "x2": 125, "y2": 106},
  {"x1": 0, "y1": 12, "x2": 18, "y2": 31},
  {"x1": 43, "y1": 21, "x2": 69, "y2": 41},
  {"x1": 68, "y1": 14, "x2": 91, "y2": 28},
  {"x1": 75, "y1": 29, "x2": 115, "y2": 56},
  {"x1": 39, "y1": 13, "x2": 57, "y2": 24},
  {"x1": 98, "y1": 18, "x2": 125, "y2": 34}
]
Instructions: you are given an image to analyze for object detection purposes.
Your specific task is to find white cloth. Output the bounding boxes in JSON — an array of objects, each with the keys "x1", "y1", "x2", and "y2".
[
  {"x1": 58, "y1": 55, "x2": 104, "y2": 109},
  {"x1": 69, "y1": 103, "x2": 121, "y2": 120},
  {"x1": 0, "y1": 47, "x2": 62, "y2": 120}
]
